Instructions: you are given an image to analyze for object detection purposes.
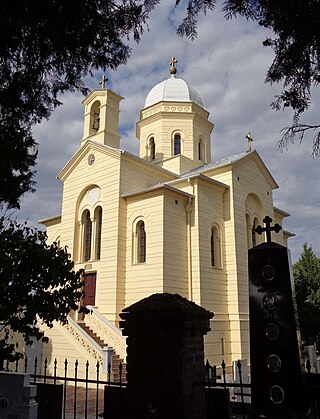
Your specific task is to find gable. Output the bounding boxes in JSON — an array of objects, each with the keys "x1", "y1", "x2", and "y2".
[{"x1": 58, "y1": 141, "x2": 121, "y2": 181}]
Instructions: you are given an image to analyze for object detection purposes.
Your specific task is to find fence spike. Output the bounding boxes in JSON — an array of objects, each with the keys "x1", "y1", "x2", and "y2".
[
  {"x1": 221, "y1": 359, "x2": 226, "y2": 388},
  {"x1": 54, "y1": 358, "x2": 57, "y2": 385},
  {"x1": 24, "y1": 354, "x2": 28, "y2": 373},
  {"x1": 108, "y1": 361, "x2": 111, "y2": 384}
]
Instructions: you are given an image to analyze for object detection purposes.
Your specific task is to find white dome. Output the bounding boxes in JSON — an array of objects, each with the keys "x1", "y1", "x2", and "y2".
[{"x1": 145, "y1": 76, "x2": 205, "y2": 109}]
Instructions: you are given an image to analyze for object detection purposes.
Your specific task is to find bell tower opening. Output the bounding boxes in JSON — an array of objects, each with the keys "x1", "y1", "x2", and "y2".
[{"x1": 90, "y1": 100, "x2": 101, "y2": 135}]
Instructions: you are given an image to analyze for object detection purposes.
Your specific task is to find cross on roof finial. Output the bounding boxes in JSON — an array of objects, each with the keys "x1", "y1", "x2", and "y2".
[
  {"x1": 169, "y1": 56, "x2": 178, "y2": 76},
  {"x1": 100, "y1": 74, "x2": 108, "y2": 89},
  {"x1": 255, "y1": 216, "x2": 282, "y2": 244},
  {"x1": 246, "y1": 132, "x2": 253, "y2": 152}
]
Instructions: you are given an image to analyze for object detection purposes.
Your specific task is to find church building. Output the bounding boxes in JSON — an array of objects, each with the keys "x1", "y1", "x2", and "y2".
[{"x1": 39, "y1": 59, "x2": 293, "y2": 375}]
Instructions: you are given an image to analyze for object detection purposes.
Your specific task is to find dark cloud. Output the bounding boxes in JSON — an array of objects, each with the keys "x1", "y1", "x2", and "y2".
[{"x1": 17, "y1": 3, "x2": 320, "y2": 261}]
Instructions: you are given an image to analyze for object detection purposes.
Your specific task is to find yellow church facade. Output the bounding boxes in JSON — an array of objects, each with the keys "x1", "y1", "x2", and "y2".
[{"x1": 39, "y1": 62, "x2": 293, "y2": 375}]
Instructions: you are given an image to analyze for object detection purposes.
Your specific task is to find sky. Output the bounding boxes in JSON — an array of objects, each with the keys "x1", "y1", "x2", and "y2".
[{"x1": 16, "y1": 1, "x2": 320, "y2": 262}]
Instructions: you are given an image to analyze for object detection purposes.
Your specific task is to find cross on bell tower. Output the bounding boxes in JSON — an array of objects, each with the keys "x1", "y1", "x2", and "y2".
[
  {"x1": 255, "y1": 215, "x2": 282, "y2": 243},
  {"x1": 100, "y1": 74, "x2": 108, "y2": 89}
]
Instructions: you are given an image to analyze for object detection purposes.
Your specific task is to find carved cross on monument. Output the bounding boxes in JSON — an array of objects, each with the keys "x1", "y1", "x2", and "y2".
[
  {"x1": 255, "y1": 215, "x2": 282, "y2": 243},
  {"x1": 100, "y1": 74, "x2": 108, "y2": 89}
]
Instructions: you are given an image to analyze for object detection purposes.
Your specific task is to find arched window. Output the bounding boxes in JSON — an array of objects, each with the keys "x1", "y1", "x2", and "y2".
[
  {"x1": 95, "y1": 207, "x2": 102, "y2": 260},
  {"x1": 150, "y1": 137, "x2": 156, "y2": 160},
  {"x1": 173, "y1": 133, "x2": 181, "y2": 155},
  {"x1": 210, "y1": 225, "x2": 221, "y2": 268},
  {"x1": 83, "y1": 210, "x2": 92, "y2": 262},
  {"x1": 198, "y1": 138, "x2": 203, "y2": 161},
  {"x1": 137, "y1": 220, "x2": 146, "y2": 263},
  {"x1": 252, "y1": 218, "x2": 259, "y2": 247},
  {"x1": 246, "y1": 214, "x2": 251, "y2": 248}
]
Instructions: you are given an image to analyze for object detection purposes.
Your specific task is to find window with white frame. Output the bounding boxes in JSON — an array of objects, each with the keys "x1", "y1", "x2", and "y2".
[
  {"x1": 82, "y1": 210, "x2": 92, "y2": 262},
  {"x1": 210, "y1": 224, "x2": 221, "y2": 268},
  {"x1": 95, "y1": 206, "x2": 103, "y2": 260},
  {"x1": 133, "y1": 219, "x2": 146, "y2": 263},
  {"x1": 149, "y1": 137, "x2": 156, "y2": 160},
  {"x1": 173, "y1": 133, "x2": 181, "y2": 155}
]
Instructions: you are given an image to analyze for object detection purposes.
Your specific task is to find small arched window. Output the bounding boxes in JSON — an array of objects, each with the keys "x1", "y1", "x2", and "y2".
[
  {"x1": 83, "y1": 210, "x2": 92, "y2": 262},
  {"x1": 95, "y1": 207, "x2": 102, "y2": 260},
  {"x1": 210, "y1": 225, "x2": 221, "y2": 268},
  {"x1": 137, "y1": 220, "x2": 146, "y2": 263},
  {"x1": 198, "y1": 138, "x2": 203, "y2": 161},
  {"x1": 173, "y1": 133, "x2": 181, "y2": 155},
  {"x1": 150, "y1": 137, "x2": 156, "y2": 160}
]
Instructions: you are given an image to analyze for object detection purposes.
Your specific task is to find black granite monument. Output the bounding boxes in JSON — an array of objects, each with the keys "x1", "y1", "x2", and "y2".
[{"x1": 248, "y1": 216, "x2": 303, "y2": 418}]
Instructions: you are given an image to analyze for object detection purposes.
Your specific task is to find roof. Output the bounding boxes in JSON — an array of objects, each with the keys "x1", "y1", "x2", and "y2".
[
  {"x1": 180, "y1": 150, "x2": 278, "y2": 189},
  {"x1": 180, "y1": 151, "x2": 249, "y2": 178},
  {"x1": 145, "y1": 75, "x2": 205, "y2": 109},
  {"x1": 122, "y1": 183, "x2": 193, "y2": 199}
]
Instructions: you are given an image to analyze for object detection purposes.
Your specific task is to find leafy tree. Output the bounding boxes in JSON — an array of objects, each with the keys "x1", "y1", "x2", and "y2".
[
  {"x1": 2, "y1": 0, "x2": 320, "y2": 209},
  {"x1": 0, "y1": 216, "x2": 85, "y2": 367},
  {"x1": 293, "y1": 243, "x2": 320, "y2": 344}
]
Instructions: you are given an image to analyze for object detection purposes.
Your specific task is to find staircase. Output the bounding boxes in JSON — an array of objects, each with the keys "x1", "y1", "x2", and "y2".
[{"x1": 76, "y1": 312, "x2": 127, "y2": 382}]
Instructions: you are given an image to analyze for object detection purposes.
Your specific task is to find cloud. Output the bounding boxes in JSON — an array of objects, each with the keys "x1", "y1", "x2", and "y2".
[{"x1": 17, "y1": 2, "x2": 320, "y2": 261}]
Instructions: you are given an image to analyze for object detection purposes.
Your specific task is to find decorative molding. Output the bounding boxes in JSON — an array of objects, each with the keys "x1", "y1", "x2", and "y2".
[
  {"x1": 85, "y1": 308, "x2": 127, "y2": 361},
  {"x1": 64, "y1": 317, "x2": 103, "y2": 364},
  {"x1": 142, "y1": 105, "x2": 192, "y2": 119}
]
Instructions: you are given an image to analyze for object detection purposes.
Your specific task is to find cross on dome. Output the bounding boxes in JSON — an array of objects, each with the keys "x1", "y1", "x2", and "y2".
[{"x1": 169, "y1": 56, "x2": 178, "y2": 77}]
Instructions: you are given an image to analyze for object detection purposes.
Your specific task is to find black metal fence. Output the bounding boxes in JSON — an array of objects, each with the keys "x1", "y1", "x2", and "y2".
[
  {"x1": 3, "y1": 356, "x2": 253, "y2": 419},
  {"x1": 4, "y1": 356, "x2": 125, "y2": 419}
]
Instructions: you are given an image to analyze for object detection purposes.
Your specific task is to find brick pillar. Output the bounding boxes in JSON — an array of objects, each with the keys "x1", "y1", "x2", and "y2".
[{"x1": 119, "y1": 293, "x2": 213, "y2": 419}]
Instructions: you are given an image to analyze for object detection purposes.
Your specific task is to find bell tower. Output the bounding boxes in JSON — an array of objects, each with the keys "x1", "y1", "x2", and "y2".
[{"x1": 81, "y1": 75, "x2": 123, "y2": 148}]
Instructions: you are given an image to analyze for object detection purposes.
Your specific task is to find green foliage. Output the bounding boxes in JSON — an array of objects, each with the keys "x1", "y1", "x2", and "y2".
[
  {"x1": 0, "y1": 216, "x2": 84, "y2": 363},
  {"x1": 1, "y1": 0, "x2": 319, "y2": 208},
  {"x1": 293, "y1": 243, "x2": 320, "y2": 344},
  {"x1": 0, "y1": 0, "x2": 161, "y2": 208}
]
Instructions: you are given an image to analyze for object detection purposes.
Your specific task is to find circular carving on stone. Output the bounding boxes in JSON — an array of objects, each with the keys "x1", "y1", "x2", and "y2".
[
  {"x1": 164, "y1": 106, "x2": 169, "y2": 111},
  {"x1": 178, "y1": 107, "x2": 183, "y2": 111},
  {"x1": 171, "y1": 107, "x2": 176, "y2": 111},
  {"x1": 262, "y1": 264, "x2": 275, "y2": 281},
  {"x1": 263, "y1": 293, "x2": 278, "y2": 311},
  {"x1": 88, "y1": 154, "x2": 95, "y2": 166},
  {"x1": 184, "y1": 107, "x2": 190, "y2": 111},
  {"x1": 266, "y1": 323, "x2": 280, "y2": 341},
  {"x1": 269, "y1": 385, "x2": 285, "y2": 405},
  {"x1": 267, "y1": 354, "x2": 282, "y2": 373}
]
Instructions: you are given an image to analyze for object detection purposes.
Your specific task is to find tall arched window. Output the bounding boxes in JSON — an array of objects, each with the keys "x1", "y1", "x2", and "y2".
[
  {"x1": 252, "y1": 218, "x2": 259, "y2": 247},
  {"x1": 137, "y1": 220, "x2": 146, "y2": 263},
  {"x1": 83, "y1": 210, "x2": 92, "y2": 262},
  {"x1": 95, "y1": 206, "x2": 102, "y2": 260},
  {"x1": 149, "y1": 137, "x2": 156, "y2": 160},
  {"x1": 210, "y1": 225, "x2": 221, "y2": 268},
  {"x1": 246, "y1": 214, "x2": 251, "y2": 248},
  {"x1": 173, "y1": 133, "x2": 181, "y2": 155}
]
